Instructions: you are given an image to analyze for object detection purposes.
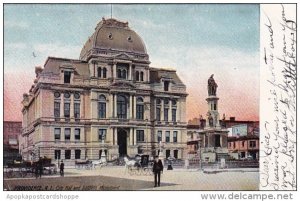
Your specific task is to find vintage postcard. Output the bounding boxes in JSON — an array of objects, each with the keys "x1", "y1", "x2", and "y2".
[{"x1": 1, "y1": 1, "x2": 298, "y2": 200}]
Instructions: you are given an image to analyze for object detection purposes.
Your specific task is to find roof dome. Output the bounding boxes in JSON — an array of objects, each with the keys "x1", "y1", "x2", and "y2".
[{"x1": 80, "y1": 18, "x2": 147, "y2": 60}]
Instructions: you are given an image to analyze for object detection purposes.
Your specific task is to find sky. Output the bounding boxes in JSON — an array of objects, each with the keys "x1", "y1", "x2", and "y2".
[{"x1": 3, "y1": 4, "x2": 260, "y2": 122}]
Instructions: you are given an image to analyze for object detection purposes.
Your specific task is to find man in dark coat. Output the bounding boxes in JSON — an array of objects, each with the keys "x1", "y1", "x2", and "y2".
[
  {"x1": 38, "y1": 157, "x2": 43, "y2": 178},
  {"x1": 60, "y1": 160, "x2": 65, "y2": 177},
  {"x1": 152, "y1": 156, "x2": 163, "y2": 187}
]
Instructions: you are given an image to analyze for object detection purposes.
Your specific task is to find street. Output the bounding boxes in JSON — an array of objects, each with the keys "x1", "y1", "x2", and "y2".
[{"x1": 4, "y1": 166, "x2": 259, "y2": 191}]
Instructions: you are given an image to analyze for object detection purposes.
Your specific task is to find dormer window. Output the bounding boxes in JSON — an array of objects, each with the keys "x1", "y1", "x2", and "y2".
[
  {"x1": 164, "y1": 81, "x2": 170, "y2": 91},
  {"x1": 127, "y1": 36, "x2": 132, "y2": 42},
  {"x1": 64, "y1": 71, "x2": 71, "y2": 84}
]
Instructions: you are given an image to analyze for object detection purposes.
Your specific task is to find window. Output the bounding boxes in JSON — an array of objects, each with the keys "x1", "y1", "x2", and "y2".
[
  {"x1": 156, "y1": 107, "x2": 161, "y2": 121},
  {"x1": 64, "y1": 71, "x2": 71, "y2": 83},
  {"x1": 166, "y1": 150, "x2": 170, "y2": 158},
  {"x1": 172, "y1": 109, "x2": 176, "y2": 122},
  {"x1": 164, "y1": 108, "x2": 169, "y2": 121},
  {"x1": 64, "y1": 92, "x2": 70, "y2": 99},
  {"x1": 165, "y1": 131, "x2": 170, "y2": 142},
  {"x1": 164, "y1": 99, "x2": 169, "y2": 106},
  {"x1": 136, "y1": 98, "x2": 144, "y2": 120},
  {"x1": 54, "y1": 128, "x2": 61, "y2": 141},
  {"x1": 54, "y1": 92, "x2": 60, "y2": 98},
  {"x1": 250, "y1": 141, "x2": 256, "y2": 148},
  {"x1": 75, "y1": 128, "x2": 80, "y2": 140},
  {"x1": 228, "y1": 142, "x2": 231, "y2": 148},
  {"x1": 117, "y1": 95, "x2": 127, "y2": 119},
  {"x1": 214, "y1": 103, "x2": 217, "y2": 110},
  {"x1": 64, "y1": 103, "x2": 70, "y2": 118},
  {"x1": 135, "y1": 71, "x2": 139, "y2": 81},
  {"x1": 242, "y1": 141, "x2": 245, "y2": 147},
  {"x1": 75, "y1": 150, "x2": 81, "y2": 159},
  {"x1": 65, "y1": 128, "x2": 71, "y2": 141},
  {"x1": 98, "y1": 129, "x2": 106, "y2": 141},
  {"x1": 140, "y1": 72, "x2": 144, "y2": 81},
  {"x1": 74, "y1": 92, "x2": 80, "y2": 99},
  {"x1": 65, "y1": 150, "x2": 71, "y2": 159},
  {"x1": 54, "y1": 150, "x2": 61, "y2": 160},
  {"x1": 103, "y1": 68, "x2": 107, "y2": 78},
  {"x1": 173, "y1": 131, "x2": 178, "y2": 143},
  {"x1": 136, "y1": 130, "x2": 144, "y2": 142},
  {"x1": 117, "y1": 69, "x2": 122, "y2": 78},
  {"x1": 74, "y1": 103, "x2": 80, "y2": 119},
  {"x1": 164, "y1": 81, "x2": 169, "y2": 91},
  {"x1": 174, "y1": 150, "x2": 178, "y2": 159},
  {"x1": 122, "y1": 69, "x2": 127, "y2": 79},
  {"x1": 8, "y1": 135, "x2": 17, "y2": 145},
  {"x1": 172, "y1": 100, "x2": 177, "y2": 106},
  {"x1": 157, "y1": 131, "x2": 162, "y2": 142},
  {"x1": 233, "y1": 142, "x2": 236, "y2": 149},
  {"x1": 54, "y1": 102, "x2": 60, "y2": 119},
  {"x1": 97, "y1": 67, "x2": 102, "y2": 78},
  {"x1": 98, "y1": 95, "x2": 106, "y2": 119}
]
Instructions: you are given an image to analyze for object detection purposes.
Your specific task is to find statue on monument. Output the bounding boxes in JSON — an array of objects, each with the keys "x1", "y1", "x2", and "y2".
[
  {"x1": 207, "y1": 112, "x2": 214, "y2": 127},
  {"x1": 208, "y1": 74, "x2": 218, "y2": 96}
]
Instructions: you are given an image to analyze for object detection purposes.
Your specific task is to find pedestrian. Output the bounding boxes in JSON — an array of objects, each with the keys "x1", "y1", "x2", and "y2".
[
  {"x1": 152, "y1": 155, "x2": 163, "y2": 187},
  {"x1": 60, "y1": 160, "x2": 64, "y2": 177},
  {"x1": 38, "y1": 157, "x2": 43, "y2": 178},
  {"x1": 34, "y1": 162, "x2": 39, "y2": 179}
]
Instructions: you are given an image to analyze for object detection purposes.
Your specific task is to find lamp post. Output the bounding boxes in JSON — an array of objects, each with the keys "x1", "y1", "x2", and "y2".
[{"x1": 198, "y1": 140, "x2": 202, "y2": 172}]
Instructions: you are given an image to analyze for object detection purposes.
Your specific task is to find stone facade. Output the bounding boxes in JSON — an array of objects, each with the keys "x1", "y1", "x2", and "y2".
[{"x1": 19, "y1": 18, "x2": 188, "y2": 164}]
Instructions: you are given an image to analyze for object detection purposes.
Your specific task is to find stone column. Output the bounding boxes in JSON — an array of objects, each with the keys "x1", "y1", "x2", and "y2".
[
  {"x1": 129, "y1": 95, "x2": 133, "y2": 119},
  {"x1": 176, "y1": 100, "x2": 180, "y2": 122},
  {"x1": 129, "y1": 128, "x2": 133, "y2": 145},
  {"x1": 161, "y1": 102, "x2": 164, "y2": 122},
  {"x1": 168, "y1": 101, "x2": 172, "y2": 122},
  {"x1": 132, "y1": 128, "x2": 135, "y2": 145},
  {"x1": 109, "y1": 94, "x2": 113, "y2": 118},
  {"x1": 60, "y1": 95, "x2": 64, "y2": 118},
  {"x1": 113, "y1": 62, "x2": 117, "y2": 79},
  {"x1": 114, "y1": 128, "x2": 118, "y2": 145},
  {"x1": 70, "y1": 94, "x2": 74, "y2": 119},
  {"x1": 220, "y1": 135, "x2": 223, "y2": 147},
  {"x1": 114, "y1": 94, "x2": 117, "y2": 118},
  {"x1": 129, "y1": 64, "x2": 132, "y2": 80},
  {"x1": 132, "y1": 95, "x2": 136, "y2": 119}
]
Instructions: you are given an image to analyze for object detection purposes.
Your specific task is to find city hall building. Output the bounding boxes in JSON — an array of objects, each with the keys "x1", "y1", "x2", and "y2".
[{"x1": 20, "y1": 18, "x2": 188, "y2": 163}]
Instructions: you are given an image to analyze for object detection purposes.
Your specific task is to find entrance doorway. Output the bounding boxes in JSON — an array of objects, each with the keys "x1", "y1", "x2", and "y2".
[
  {"x1": 215, "y1": 135, "x2": 221, "y2": 147},
  {"x1": 118, "y1": 129, "x2": 127, "y2": 156}
]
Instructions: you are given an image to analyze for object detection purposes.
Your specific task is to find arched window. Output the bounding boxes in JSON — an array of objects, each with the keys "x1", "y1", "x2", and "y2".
[
  {"x1": 136, "y1": 97, "x2": 144, "y2": 120},
  {"x1": 117, "y1": 95, "x2": 127, "y2": 119},
  {"x1": 117, "y1": 69, "x2": 122, "y2": 78},
  {"x1": 122, "y1": 69, "x2": 127, "y2": 79},
  {"x1": 98, "y1": 95, "x2": 106, "y2": 118},
  {"x1": 135, "y1": 71, "x2": 140, "y2": 81},
  {"x1": 103, "y1": 68, "x2": 107, "y2": 78},
  {"x1": 140, "y1": 72, "x2": 144, "y2": 81},
  {"x1": 97, "y1": 67, "x2": 102, "y2": 78}
]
